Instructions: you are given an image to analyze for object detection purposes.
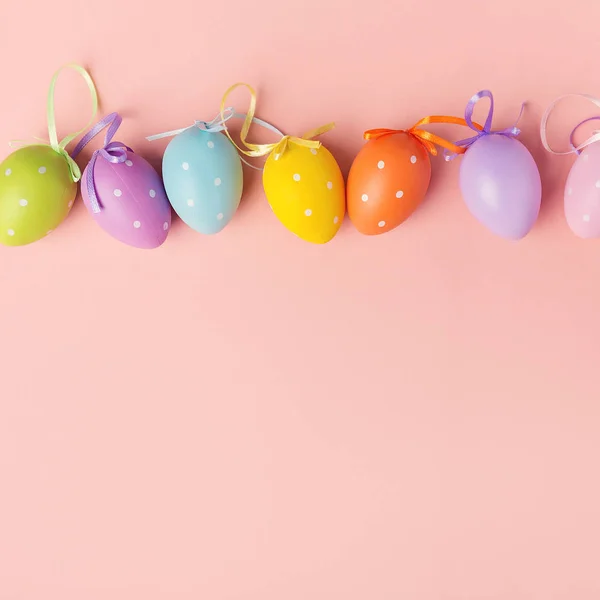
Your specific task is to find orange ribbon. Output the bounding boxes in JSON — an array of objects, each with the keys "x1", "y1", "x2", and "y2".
[{"x1": 364, "y1": 116, "x2": 484, "y2": 156}]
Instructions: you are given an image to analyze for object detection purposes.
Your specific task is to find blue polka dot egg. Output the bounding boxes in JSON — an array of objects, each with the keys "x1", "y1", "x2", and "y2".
[{"x1": 161, "y1": 127, "x2": 243, "y2": 234}]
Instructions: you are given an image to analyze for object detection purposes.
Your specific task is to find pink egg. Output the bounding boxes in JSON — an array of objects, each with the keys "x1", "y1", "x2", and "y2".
[
  {"x1": 564, "y1": 143, "x2": 600, "y2": 238},
  {"x1": 81, "y1": 150, "x2": 172, "y2": 249}
]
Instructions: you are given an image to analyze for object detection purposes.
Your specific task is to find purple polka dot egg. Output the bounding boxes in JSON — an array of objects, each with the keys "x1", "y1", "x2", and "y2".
[{"x1": 81, "y1": 150, "x2": 171, "y2": 249}]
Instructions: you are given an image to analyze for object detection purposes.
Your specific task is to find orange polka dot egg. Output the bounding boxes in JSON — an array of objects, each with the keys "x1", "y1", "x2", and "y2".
[{"x1": 347, "y1": 131, "x2": 431, "y2": 235}]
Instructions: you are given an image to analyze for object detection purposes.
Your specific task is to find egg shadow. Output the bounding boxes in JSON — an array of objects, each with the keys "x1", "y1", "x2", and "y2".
[
  {"x1": 325, "y1": 135, "x2": 362, "y2": 180},
  {"x1": 519, "y1": 102, "x2": 567, "y2": 228}
]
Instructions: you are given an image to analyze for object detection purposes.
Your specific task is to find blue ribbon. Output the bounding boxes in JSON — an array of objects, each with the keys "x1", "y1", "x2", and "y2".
[{"x1": 146, "y1": 107, "x2": 284, "y2": 172}]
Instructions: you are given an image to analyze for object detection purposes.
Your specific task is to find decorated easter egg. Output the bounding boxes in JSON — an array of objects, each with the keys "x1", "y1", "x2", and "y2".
[
  {"x1": 81, "y1": 150, "x2": 171, "y2": 249},
  {"x1": 564, "y1": 142, "x2": 600, "y2": 238},
  {"x1": 162, "y1": 127, "x2": 242, "y2": 234},
  {"x1": 347, "y1": 132, "x2": 431, "y2": 235},
  {"x1": 460, "y1": 135, "x2": 541, "y2": 239},
  {"x1": 0, "y1": 145, "x2": 76, "y2": 246},
  {"x1": 263, "y1": 143, "x2": 345, "y2": 243}
]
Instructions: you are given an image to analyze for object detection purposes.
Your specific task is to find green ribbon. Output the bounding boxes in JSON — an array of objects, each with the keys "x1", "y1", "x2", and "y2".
[{"x1": 11, "y1": 63, "x2": 98, "y2": 183}]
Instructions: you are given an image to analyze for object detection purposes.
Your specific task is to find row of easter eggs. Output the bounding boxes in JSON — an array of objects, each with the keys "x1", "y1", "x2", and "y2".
[{"x1": 0, "y1": 66, "x2": 597, "y2": 248}]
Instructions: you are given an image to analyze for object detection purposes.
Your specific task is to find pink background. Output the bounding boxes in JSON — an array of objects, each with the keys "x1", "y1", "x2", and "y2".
[{"x1": 2, "y1": 0, "x2": 600, "y2": 598}]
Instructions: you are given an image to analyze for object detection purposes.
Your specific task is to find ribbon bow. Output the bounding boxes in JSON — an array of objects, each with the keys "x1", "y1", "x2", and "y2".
[
  {"x1": 71, "y1": 112, "x2": 131, "y2": 214},
  {"x1": 219, "y1": 83, "x2": 334, "y2": 160},
  {"x1": 540, "y1": 94, "x2": 600, "y2": 156},
  {"x1": 364, "y1": 115, "x2": 482, "y2": 157},
  {"x1": 146, "y1": 106, "x2": 238, "y2": 141},
  {"x1": 10, "y1": 64, "x2": 98, "y2": 182},
  {"x1": 146, "y1": 105, "x2": 284, "y2": 171},
  {"x1": 445, "y1": 90, "x2": 523, "y2": 160}
]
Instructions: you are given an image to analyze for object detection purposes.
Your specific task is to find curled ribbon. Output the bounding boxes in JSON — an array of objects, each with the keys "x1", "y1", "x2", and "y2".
[
  {"x1": 445, "y1": 90, "x2": 524, "y2": 160},
  {"x1": 219, "y1": 83, "x2": 335, "y2": 160},
  {"x1": 540, "y1": 94, "x2": 600, "y2": 156},
  {"x1": 71, "y1": 112, "x2": 131, "y2": 214},
  {"x1": 146, "y1": 106, "x2": 284, "y2": 171},
  {"x1": 10, "y1": 63, "x2": 98, "y2": 182},
  {"x1": 364, "y1": 115, "x2": 479, "y2": 156}
]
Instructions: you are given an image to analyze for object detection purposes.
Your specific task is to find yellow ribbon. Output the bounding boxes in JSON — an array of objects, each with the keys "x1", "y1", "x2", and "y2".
[
  {"x1": 10, "y1": 63, "x2": 98, "y2": 182},
  {"x1": 220, "y1": 83, "x2": 335, "y2": 159}
]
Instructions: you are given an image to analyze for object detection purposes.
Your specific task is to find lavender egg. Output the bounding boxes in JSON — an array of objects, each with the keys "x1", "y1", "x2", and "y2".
[
  {"x1": 459, "y1": 134, "x2": 542, "y2": 240},
  {"x1": 81, "y1": 151, "x2": 172, "y2": 249}
]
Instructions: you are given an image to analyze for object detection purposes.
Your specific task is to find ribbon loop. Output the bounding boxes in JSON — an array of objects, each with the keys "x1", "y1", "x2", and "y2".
[
  {"x1": 47, "y1": 64, "x2": 99, "y2": 182},
  {"x1": 9, "y1": 64, "x2": 98, "y2": 183},
  {"x1": 71, "y1": 112, "x2": 130, "y2": 214},
  {"x1": 569, "y1": 117, "x2": 600, "y2": 154},
  {"x1": 146, "y1": 106, "x2": 285, "y2": 172},
  {"x1": 540, "y1": 94, "x2": 600, "y2": 156},
  {"x1": 219, "y1": 82, "x2": 335, "y2": 161},
  {"x1": 445, "y1": 90, "x2": 523, "y2": 160}
]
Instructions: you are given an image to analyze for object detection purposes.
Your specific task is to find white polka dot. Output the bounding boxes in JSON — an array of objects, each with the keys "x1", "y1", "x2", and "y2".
[
  {"x1": 163, "y1": 222, "x2": 169, "y2": 230},
  {"x1": 214, "y1": 177, "x2": 222, "y2": 186},
  {"x1": 4, "y1": 168, "x2": 11, "y2": 176},
  {"x1": 217, "y1": 213, "x2": 224, "y2": 220},
  {"x1": 125, "y1": 160, "x2": 133, "y2": 167},
  {"x1": 182, "y1": 162, "x2": 189, "y2": 170},
  {"x1": 377, "y1": 160, "x2": 385, "y2": 169},
  {"x1": 333, "y1": 216, "x2": 339, "y2": 224},
  {"x1": 149, "y1": 189, "x2": 156, "y2": 198},
  {"x1": 583, "y1": 214, "x2": 591, "y2": 222},
  {"x1": 68, "y1": 200, "x2": 73, "y2": 208},
  {"x1": 567, "y1": 187, "x2": 573, "y2": 196},
  {"x1": 133, "y1": 221, "x2": 141, "y2": 228},
  {"x1": 38, "y1": 166, "x2": 46, "y2": 174},
  {"x1": 114, "y1": 189, "x2": 122, "y2": 197},
  {"x1": 584, "y1": 154, "x2": 590, "y2": 161},
  {"x1": 361, "y1": 194, "x2": 369, "y2": 202},
  {"x1": 7, "y1": 229, "x2": 14, "y2": 236},
  {"x1": 19, "y1": 199, "x2": 28, "y2": 207},
  {"x1": 327, "y1": 181, "x2": 333, "y2": 190},
  {"x1": 595, "y1": 180, "x2": 600, "y2": 189},
  {"x1": 293, "y1": 174, "x2": 301, "y2": 182},
  {"x1": 310, "y1": 148, "x2": 318, "y2": 155},
  {"x1": 410, "y1": 155, "x2": 417, "y2": 164},
  {"x1": 396, "y1": 190, "x2": 404, "y2": 198},
  {"x1": 305, "y1": 209, "x2": 312, "y2": 216},
  {"x1": 274, "y1": 154, "x2": 280, "y2": 161},
  {"x1": 187, "y1": 199, "x2": 195, "y2": 207},
  {"x1": 207, "y1": 141, "x2": 215, "y2": 149},
  {"x1": 378, "y1": 220, "x2": 386, "y2": 228}
]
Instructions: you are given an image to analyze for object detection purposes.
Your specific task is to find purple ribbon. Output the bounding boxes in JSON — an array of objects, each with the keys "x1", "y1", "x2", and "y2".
[
  {"x1": 568, "y1": 116, "x2": 600, "y2": 155},
  {"x1": 446, "y1": 90, "x2": 524, "y2": 160},
  {"x1": 71, "y1": 112, "x2": 132, "y2": 214}
]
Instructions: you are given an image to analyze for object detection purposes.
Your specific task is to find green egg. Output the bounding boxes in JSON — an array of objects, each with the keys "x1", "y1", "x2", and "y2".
[{"x1": 0, "y1": 145, "x2": 76, "y2": 246}]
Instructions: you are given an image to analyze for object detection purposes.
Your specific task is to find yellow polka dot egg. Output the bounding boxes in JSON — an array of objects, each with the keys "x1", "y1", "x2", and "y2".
[{"x1": 263, "y1": 141, "x2": 345, "y2": 244}]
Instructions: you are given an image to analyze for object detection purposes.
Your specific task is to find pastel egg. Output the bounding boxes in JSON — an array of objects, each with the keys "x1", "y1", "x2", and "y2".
[
  {"x1": 263, "y1": 143, "x2": 345, "y2": 244},
  {"x1": 162, "y1": 127, "x2": 242, "y2": 234},
  {"x1": 347, "y1": 132, "x2": 431, "y2": 235},
  {"x1": 0, "y1": 145, "x2": 76, "y2": 246},
  {"x1": 81, "y1": 151, "x2": 171, "y2": 249},
  {"x1": 460, "y1": 134, "x2": 541, "y2": 240},
  {"x1": 564, "y1": 143, "x2": 600, "y2": 238}
]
